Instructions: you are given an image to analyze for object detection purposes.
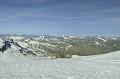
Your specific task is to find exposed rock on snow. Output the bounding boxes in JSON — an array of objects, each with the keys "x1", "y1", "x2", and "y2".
[
  {"x1": 1, "y1": 34, "x2": 120, "y2": 57},
  {"x1": 0, "y1": 40, "x2": 37, "y2": 57},
  {"x1": 0, "y1": 34, "x2": 120, "y2": 79}
]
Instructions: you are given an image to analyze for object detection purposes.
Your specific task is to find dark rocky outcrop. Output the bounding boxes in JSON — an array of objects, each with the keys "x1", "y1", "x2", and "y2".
[
  {"x1": 1, "y1": 41, "x2": 11, "y2": 52},
  {"x1": 0, "y1": 39, "x2": 37, "y2": 56}
]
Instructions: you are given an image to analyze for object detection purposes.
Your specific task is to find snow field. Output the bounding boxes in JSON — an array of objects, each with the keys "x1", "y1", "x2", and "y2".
[{"x1": 0, "y1": 51, "x2": 120, "y2": 79}]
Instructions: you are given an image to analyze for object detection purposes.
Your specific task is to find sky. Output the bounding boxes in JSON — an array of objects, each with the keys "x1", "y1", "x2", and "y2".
[{"x1": 0, "y1": 0, "x2": 120, "y2": 36}]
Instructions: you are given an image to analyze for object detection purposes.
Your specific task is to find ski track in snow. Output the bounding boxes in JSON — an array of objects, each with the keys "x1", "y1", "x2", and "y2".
[{"x1": 0, "y1": 51, "x2": 120, "y2": 79}]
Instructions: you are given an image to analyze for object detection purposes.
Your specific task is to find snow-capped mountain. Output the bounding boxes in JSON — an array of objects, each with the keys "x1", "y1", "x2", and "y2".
[
  {"x1": 0, "y1": 34, "x2": 120, "y2": 57},
  {"x1": 0, "y1": 34, "x2": 120, "y2": 79}
]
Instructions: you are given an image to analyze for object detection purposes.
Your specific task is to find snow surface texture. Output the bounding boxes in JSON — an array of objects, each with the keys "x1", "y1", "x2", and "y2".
[{"x1": 0, "y1": 50, "x2": 120, "y2": 79}]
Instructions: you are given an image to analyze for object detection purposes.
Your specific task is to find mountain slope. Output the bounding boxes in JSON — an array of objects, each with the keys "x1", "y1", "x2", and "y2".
[
  {"x1": 0, "y1": 34, "x2": 120, "y2": 57},
  {"x1": 0, "y1": 50, "x2": 120, "y2": 79},
  {"x1": 0, "y1": 34, "x2": 120, "y2": 79}
]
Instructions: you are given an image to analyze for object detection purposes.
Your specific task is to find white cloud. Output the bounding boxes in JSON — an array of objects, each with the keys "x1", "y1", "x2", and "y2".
[
  {"x1": 7, "y1": 0, "x2": 44, "y2": 4},
  {"x1": 0, "y1": 19, "x2": 24, "y2": 21}
]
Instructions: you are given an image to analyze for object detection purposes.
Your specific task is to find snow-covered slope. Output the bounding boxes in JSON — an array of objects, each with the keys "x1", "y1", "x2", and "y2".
[
  {"x1": 0, "y1": 50, "x2": 120, "y2": 79},
  {"x1": 0, "y1": 34, "x2": 120, "y2": 79},
  {"x1": 72, "y1": 50, "x2": 120, "y2": 62},
  {"x1": 1, "y1": 34, "x2": 120, "y2": 57},
  {"x1": 87, "y1": 50, "x2": 120, "y2": 61}
]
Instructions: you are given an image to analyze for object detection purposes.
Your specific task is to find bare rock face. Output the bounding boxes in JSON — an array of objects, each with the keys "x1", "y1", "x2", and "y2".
[{"x1": 0, "y1": 39, "x2": 37, "y2": 57}]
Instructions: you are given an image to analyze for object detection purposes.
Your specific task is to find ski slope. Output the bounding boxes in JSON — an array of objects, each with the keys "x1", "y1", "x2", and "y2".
[{"x1": 0, "y1": 51, "x2": 120, "y2": 79}]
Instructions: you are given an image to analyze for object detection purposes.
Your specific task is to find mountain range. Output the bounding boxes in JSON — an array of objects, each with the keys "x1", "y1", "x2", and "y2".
[{"x1": 0, "y1": 34, "x2": 120, "y2": 58}]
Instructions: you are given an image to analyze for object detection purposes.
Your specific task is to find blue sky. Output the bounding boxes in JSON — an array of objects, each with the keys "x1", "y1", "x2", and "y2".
[{"x1": 0, "y1": 0, "x2": 120, "y2": 36}]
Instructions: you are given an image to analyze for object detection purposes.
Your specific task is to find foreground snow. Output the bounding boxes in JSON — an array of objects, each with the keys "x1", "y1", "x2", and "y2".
[{"x1": 0, "y1": 51, "x2": 120, "y2": 79}]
